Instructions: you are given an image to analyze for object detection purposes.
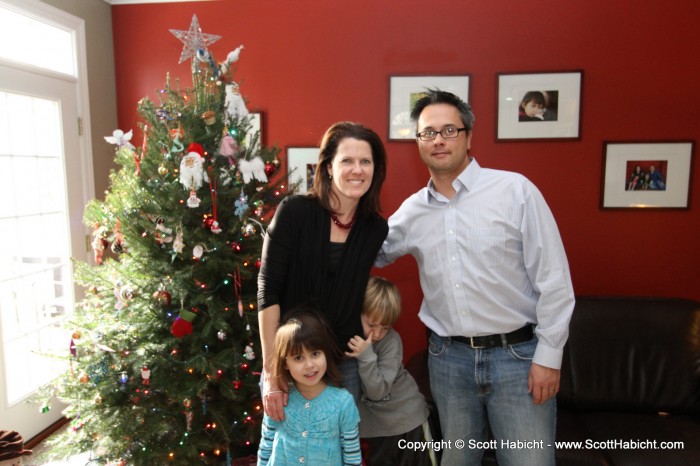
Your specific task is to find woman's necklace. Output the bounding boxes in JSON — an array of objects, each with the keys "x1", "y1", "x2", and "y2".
[{"x1": 330, "y1": 211, "x2": 356, "y2": 230}]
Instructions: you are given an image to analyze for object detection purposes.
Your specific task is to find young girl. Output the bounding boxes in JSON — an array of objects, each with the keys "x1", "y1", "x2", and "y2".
[
  {"x1": 519, "y1": 90, "x2": 546, "y2": 121},
  {"x1": 257, "y1": 308, "x2": 362, "y2": 466},
  {"x1": 346, "y1": 276, "x2": 437, "y2": 466}
]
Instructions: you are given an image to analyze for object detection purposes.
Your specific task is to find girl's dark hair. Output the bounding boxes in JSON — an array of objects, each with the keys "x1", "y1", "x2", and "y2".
[
  {"x1": 309, "y1": 121, "x2": 386, "y2": 217},
  {"x1": 520, "y1": 91, "x2": 546, "y2": 107},
  {"x1": 272, "y1": 305, "x2": 342, "y2": 388}
]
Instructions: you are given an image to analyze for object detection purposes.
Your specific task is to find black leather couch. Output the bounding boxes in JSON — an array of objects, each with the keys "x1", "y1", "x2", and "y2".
[{"x1": 406, "y1": 296, "x2": 700, "y2": 465}]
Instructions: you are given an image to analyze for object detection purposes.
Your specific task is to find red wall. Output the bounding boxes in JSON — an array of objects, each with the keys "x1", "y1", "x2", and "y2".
[{"x1": 111, "y1": 0, "x2": 700, "y2": 360}]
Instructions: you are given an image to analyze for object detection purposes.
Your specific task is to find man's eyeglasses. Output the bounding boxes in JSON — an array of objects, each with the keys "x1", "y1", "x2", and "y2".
[{"x1": 415, "y1": 127, "x2": 467, "y2": 141}]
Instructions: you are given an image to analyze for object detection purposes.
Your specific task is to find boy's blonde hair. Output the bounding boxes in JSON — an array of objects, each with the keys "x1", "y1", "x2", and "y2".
[{"x1": 362, "y1": 276, "x2": 401, "y2": 326}]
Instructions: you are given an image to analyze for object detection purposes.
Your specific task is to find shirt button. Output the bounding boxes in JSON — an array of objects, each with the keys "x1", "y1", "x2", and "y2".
[
  {"x1": 302, "y1": 431, "x2": 308, "y2": 437},
  {"x1": 298, "y1": 456, "x2": 305, "y2": 463},
  {"x1": 304, "y1": 402, "x2": 311, "y2": 409}
]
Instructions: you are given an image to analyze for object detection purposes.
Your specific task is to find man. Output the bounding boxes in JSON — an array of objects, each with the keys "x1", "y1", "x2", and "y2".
[{"x1": 376, "y1": 89, "x2": 574, "y2": 466}]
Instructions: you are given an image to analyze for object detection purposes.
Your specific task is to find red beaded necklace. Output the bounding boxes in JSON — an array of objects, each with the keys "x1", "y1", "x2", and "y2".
[{"x1": 330, "y1": 212, "x2": 356, "y2": 229}]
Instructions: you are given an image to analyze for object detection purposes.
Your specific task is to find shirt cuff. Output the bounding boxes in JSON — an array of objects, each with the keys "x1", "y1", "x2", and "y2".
[{"x1": 533, "y1": 342, "x2": 563, "y2": 370}]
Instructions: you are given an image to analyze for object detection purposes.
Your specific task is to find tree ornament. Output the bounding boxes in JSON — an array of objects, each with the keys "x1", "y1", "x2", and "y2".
[
  {"x1": 111, "y1": 240, "x2": 125, "y2": 254},
  {"x1": 169, "y1": 14, "x2": 221, "y2": 64},
  {"x1": 224, "y1": 82, "x2": 249, "y2": 119},
  {"x1": 171, "y1": 309, "x2": 197, "y2": 337},
  {"x1": 91, "y1": 226, "x2": 108, "y2": 265},
  {"x1": 264, "y1": 162, "x2": 276, "y2": 177},
  {"x1": 201, "y1": 110, "x2": 216, "y2": 125},
  {"x1": 218, "y1": 45, "x2": 244, "y2": 78},
  {"x1": 238, "y1": 157, "x2": 267, "y2": 184},
  {"x1": 173, "y1": 225, "x2": 185, "y2": 254},
  {"x1": 153, "y1": 290, "x2": 172, "y2": 306},
  {"x1": 114, "y1": 282, "x2": 135, "y2": 311},
  {"x1": 217, "y1": 330, "x2": 227, "y2": 341},
  {"x1": 254, "y1": 200, "x2": 264, "y2": 217},
  {"x1": 179, "y1": 145, "x2": 208, "y2": 194},
  {"x1": 79, "y1": 373, "x2": 89, "y2": 383},
  {"x1": 183, "y1": 399, "x2": 194, "y2": 431},
  {"x1": 186, "y1": 189, "x2": 201, "y2": 209},
  {"x1": 111, "y1": 219, "x2": 126, "y2": 254},
  {"x1": 243, "y1": 345, "x2": 255, "y2": 360},
  {"x1": 104, "y1": 129, "x2": 135, "y2": 151},
  {"x1": 141, "y1": 366, "x2": 151, "y2": 385},
  {"x1": 234, "y1": 193, "x2": 249, "y2": 219},
  {"x1": 158, "y1": 165, "x2": 169, "y2": 176},
  {"x1": 232, "y1": 380, "x2": 241, "y2": 390},
  {"x1": 155, "y1": 218, "x2": 174, "y2": 244},
  {"x1": 192, "y1": 244, "x2": 206, "y2": 260},
  {"x1": 169, "y1": 128, "x2": 185, "y2": 141},
  {"x1": 218, "y1": 133, "x2": 239, "y2": 165},
  {"x1": 241, "y1": 222, "x2": 256, "y2": 237}
]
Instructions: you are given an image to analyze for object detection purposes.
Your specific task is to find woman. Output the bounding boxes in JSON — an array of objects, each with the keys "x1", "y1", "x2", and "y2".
[{"x1": 257, "y1": 121, "x2": 388, "y2": 421}]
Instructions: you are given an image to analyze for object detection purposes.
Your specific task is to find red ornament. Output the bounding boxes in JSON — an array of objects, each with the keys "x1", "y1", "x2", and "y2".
[
  {"x1": 187, "y1": 142, "x2": 205, "y2": 158},
  {"x1": 153, "y1": 290, "x2": 172, "y2": 306},
  {"x1": 264, "y1": 162, "x2": 276, "y2": 177},
  {"x1": 232, "y1": 381, "x2": 242, "y2": 389},
  {"x1": 171, "y1": 309, "x2": 197, "y2": 337}
]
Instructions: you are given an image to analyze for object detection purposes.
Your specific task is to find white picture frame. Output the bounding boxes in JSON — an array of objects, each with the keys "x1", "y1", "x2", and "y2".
[
  {"x1": 287, "y1": 147, "x2": 319, "y2": 194},
  {"x1": 497, "y1": 71, "x2": 583, "y2": 141},
  {"x1": 389, "y1": 75, "x2": 470, "y2": 141},
  {"x1": 601, "y1": 141, "x2": 694, "y2": 209}
]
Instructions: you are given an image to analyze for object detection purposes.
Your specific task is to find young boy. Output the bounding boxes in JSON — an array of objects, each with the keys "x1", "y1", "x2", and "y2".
[{"x1": 346, "y1": 276, "x2": 436, "y2": 466}]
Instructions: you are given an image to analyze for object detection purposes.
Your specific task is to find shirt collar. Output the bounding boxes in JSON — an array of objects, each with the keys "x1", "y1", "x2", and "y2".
[{"x1": 425, "y1": 157, "x2": 481, "y2": 202}]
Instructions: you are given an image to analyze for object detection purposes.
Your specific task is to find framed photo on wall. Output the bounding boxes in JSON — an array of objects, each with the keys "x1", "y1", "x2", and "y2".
[
  {"x1": 601, "y1": 141, "x2": 694, "y2": 209},
  {"x1": 496, "y1": 71, "x2": 583, "y2": 141},
  {"x1": 287, "y1": 147, "x2": 320, "y2": 194},
  {"x1": 388, "y1": 75, "x2": 470, "y2": 141}
]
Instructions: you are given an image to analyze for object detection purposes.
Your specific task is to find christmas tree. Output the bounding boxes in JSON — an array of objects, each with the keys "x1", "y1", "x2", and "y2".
[{"x1": 39, "y1": 16, "x2": 282, "y2": 465}]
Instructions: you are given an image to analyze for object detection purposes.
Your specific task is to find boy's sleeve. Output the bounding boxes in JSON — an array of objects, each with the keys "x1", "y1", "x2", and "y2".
[{"x1": 356, "y1": 332, "x2": 402, "y2": 401}]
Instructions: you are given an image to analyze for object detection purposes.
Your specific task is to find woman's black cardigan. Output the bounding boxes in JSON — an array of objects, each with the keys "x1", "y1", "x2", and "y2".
[{"x1": 257, "y1": 195, "x2": 389, "y2": 348}]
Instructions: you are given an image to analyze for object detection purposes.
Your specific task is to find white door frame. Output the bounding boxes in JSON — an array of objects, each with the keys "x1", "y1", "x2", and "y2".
[{"x1": 0, "y1": 0, "x2": 94, "y2": 440}]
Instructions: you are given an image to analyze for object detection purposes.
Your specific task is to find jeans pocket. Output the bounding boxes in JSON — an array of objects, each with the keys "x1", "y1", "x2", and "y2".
[
  {"x1": 428, "y1": 333, "x2": 447, "y2": 357},
  {"x1": 507, "y1": 339, "x2": 536, "y2": 361}
]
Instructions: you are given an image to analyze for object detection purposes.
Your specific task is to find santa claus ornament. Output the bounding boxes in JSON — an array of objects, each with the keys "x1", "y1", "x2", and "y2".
[{"x1": 179, "y1": 143, "x2": 209, "y2": 208}]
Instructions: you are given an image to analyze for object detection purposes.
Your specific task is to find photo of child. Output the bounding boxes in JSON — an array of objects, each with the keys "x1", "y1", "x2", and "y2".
[{"x1": 518, "y1": 90, "x2": 559, "y2": 122}]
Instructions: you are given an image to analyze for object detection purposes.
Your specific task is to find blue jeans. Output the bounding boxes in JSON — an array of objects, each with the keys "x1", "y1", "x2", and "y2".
[
  {"x1": 338, "y1": 357, "x2": 361, "y2": 403},
  {"x1": 428, "y1": 333, "x2": 556, "y2": 466}
]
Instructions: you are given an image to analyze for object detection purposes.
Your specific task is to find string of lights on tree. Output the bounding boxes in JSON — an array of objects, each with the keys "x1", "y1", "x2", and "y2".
[{"x1": 38, "y1": 15, "x2": 285, "y2": 465}]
